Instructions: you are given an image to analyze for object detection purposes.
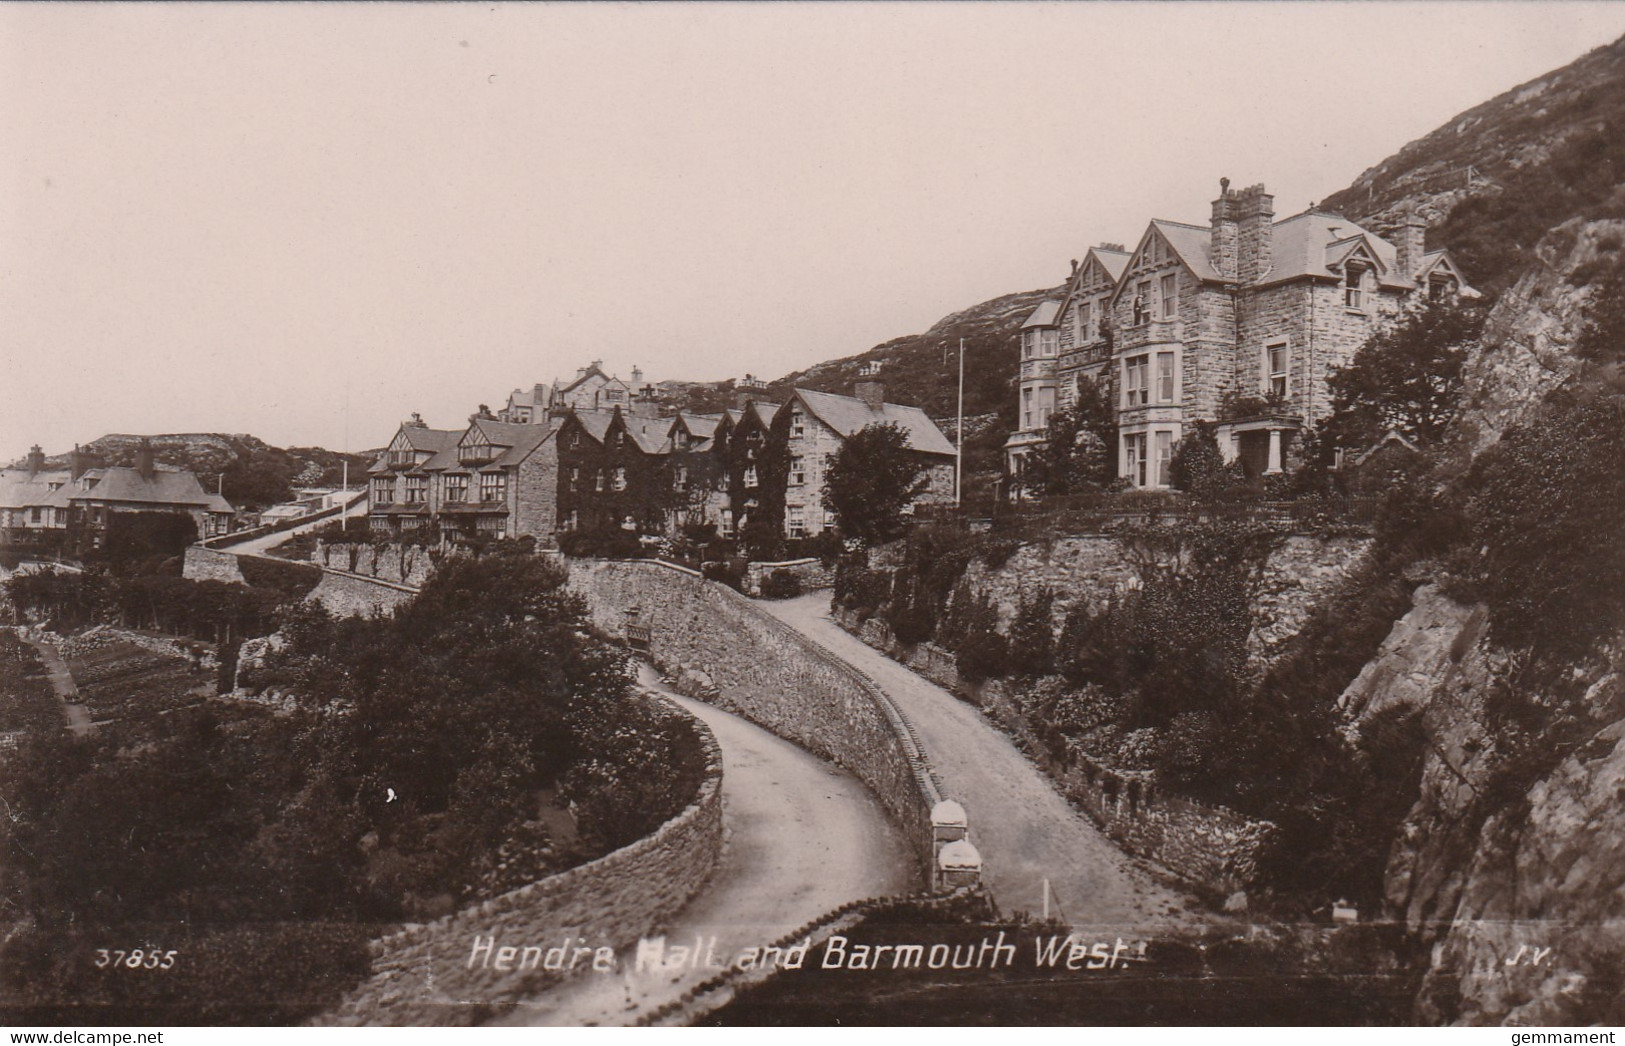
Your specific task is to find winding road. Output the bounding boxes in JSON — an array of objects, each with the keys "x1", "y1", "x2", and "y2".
[
  {"x1": 759, "y1": 592, "x2": 1202, "y2": 931},
  {"x1": 497, "y1": 663, "x2": 914, "y2": 1027}
]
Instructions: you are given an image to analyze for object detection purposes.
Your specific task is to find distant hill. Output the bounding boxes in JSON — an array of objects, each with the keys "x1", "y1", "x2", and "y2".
[
  {"x1": 1321, "y1": 33, "x2": 1625, "y2": 299},
  {"x1": 11, "y1": 433, "x2": 374, "y2": 511}
]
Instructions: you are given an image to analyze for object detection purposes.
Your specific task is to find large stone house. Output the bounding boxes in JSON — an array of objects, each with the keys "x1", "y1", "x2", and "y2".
[
  {"x1": 774, "y1": 384, "x2": 957, "y2": 538},
  {"x1": 0, "y1": 443, "x2": 234, "y2": 551},
  {"x1": 367, "y1": 414, "x2": 558, "y2": 544},
  {"x1": 1006, "y1": 179, "x2": 1475, "y2": 486}
]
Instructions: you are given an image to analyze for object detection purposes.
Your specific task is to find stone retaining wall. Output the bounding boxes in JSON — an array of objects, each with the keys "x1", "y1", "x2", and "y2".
[
  {"x1": 833, "y1": 606, "x2": 1276, "y2": 896},
  {"x1": 319, "y1": 690, "x2": 725, "y2": 1026},
  {"x1": 1060, "y1": 758, "x2": 1276, "y2": 896},
  {"x1": 182, "y1": 546, "x2": 247, "y2": 584},
  {"x1": 306, "y1": 570, "x2": 419, "y2": 617},
  {"x1": 314, "y1": 541, "x2": 434, "y2": 588},
  {"x1": 567, "y1": 558, "x2": 943, "y2": 883}
]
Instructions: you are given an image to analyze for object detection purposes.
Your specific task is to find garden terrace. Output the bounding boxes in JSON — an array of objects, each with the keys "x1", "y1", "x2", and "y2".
[
  {"x1": 63, "y1": 638, "x2": 207, "y2": 723},
  {"x1": 0, "y1": 630, "x2": 65, "y2": 736}
]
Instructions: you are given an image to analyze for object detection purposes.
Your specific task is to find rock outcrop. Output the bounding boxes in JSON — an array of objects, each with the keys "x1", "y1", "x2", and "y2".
[{"x1": 1340, "y1": 582, "x2": 1625, "y2": 1024}]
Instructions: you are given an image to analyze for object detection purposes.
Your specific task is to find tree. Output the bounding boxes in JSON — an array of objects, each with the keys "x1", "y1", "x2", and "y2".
[
  {"x1": 822, "y1": 423, "x2": 929, "y2": 545},
  {"x1": 1018, "y1": 407, "x2": 1109, "y2": 498},
  {"x1": 1168, "y1": 421, "x2": 1231, "y2": 498},
  {"x1": 1325, "y1": 298, "x2": 1486, "y2": 451}
]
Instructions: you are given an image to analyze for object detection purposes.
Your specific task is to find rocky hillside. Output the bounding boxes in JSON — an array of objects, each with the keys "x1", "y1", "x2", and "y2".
[
  {"x1": 1321, "y1": 33, "x2": 1625, "y2": 298},
  {"x1": 11, "y1": 434, "x2": 373, "y2": 511},
  {"x1": 1328, "y1": 219, "x2": 1625, "y2": 1021}
]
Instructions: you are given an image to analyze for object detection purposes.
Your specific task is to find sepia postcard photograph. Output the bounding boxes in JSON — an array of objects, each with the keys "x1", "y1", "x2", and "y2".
[{"x1": 4, "y1": 0, "x2": 1625, "y2": 1033}]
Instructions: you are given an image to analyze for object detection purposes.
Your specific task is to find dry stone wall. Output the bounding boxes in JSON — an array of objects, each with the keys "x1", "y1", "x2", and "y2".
[
  {"x1": 319, "y1": 690, "x2": 724, "y2": 1027},
  {"x1": 566, "y1": 558, "x2": 942, "y2": 882}
]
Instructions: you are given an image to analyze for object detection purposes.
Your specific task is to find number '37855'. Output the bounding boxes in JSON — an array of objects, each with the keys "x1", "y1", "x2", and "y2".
[{"x1": 95, "y1": 949, "x2": 177, "y2": 969}]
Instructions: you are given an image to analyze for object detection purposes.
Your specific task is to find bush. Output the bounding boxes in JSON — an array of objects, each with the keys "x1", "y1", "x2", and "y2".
[
  {"x1": 952, "y1": 590, "x2": 1009, "y2": 683},
  {"x1": 558, "y1": 525, "x2": 643, "y2": 560},
  {"x1": 758, "y1": 568, "x2": 803, "y2": 600},
  {"x1": 702, "y1": 559, "x2": 745, "y2": 591}
]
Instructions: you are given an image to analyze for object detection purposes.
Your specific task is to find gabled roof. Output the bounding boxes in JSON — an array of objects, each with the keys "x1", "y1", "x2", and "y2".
[
  {"x1": 574, "y1": 411, "x2": 615, "y2": 443},
  {"x1": 400, "y1": 425, "x2": 459, "y2": 453},
  {"x1": 1022, "y1": 300, "x2": 1063, "y2": 329},
  {"x1": 559, "y1": 364, "x2": 610, "y2": 394},
  {"x1": 1149, "y1": 220, "x2": 1224, "y2": 283},
  {"x1": 675, "y1": 413, "x2": 720, "y2": 439},
  {"x1": 465, "y1": 417, "x2": 541, "y2": 448},
  {"x1": 1089, "y1": 246, "x2": 1132, "y2": 284},
  {"x1": 790, "y1": 388, "x2": 956, "y2": 458},
  {"x1": 615, "y1": 415, "x2": 673, "y2": 455},
  {"x1": 727, "y1": 401, "x2": 780, "y2": 430},
  {"x1": 1417, "y1": 251, "x2": 1481, "y2": 298}
]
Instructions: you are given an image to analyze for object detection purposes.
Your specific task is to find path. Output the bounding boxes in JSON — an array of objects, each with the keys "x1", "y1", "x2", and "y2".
[
  {"x1": 28, "y1": 639, "x2": 94, "y2": 735},
  {"x1": 496, "y1": 663, "x2": 913, "y2": 1027},
  {"x1": 760, "y1": 592, "x2": 1202, "y2": 931},
  {"x1": 222, "y1": 490, "x2": 368, "y2": 556}
]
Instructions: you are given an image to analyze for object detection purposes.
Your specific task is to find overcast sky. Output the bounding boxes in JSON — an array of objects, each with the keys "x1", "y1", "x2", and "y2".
[{"x1": 5, "y1": 2, "x2": 1625, "y2": 459}]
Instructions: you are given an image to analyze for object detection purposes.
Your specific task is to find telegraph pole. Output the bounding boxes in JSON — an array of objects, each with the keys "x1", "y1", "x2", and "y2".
[{"x1": 942, "y1": 338, "x2": 967, "y2": 505}]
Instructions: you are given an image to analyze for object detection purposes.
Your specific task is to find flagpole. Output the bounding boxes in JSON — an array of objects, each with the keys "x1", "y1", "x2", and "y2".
[{"x1": 956, "y1": 337, "x2": 965, "y2": 507}]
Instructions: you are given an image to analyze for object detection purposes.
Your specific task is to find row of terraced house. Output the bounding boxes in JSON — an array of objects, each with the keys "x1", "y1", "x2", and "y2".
[
  {"x1": 367, "y1": 363, "x2": 956, "y2": 545},
  {"x1": 1005, "y1": 178, "x2": 1477, "y2": 487}
]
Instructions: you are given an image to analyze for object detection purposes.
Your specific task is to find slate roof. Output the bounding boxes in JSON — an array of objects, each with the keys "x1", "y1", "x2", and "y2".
[
  {"x1": 677, "y1": 413, "x2": 721, "y2": 439},
  {"x1": 1261, "y1": 211, "x2": 1411, "y2": 289},
  {"x1": 1021, "y1": 300, "x2": 1063, "y2": 328},
  {"x1": 1151, "y1": 220, "x2": 1224, "y2": 282},
  {"x1": 489, "y1": 426, "x2": 554, "y2": 468},
  {"x1": 54, "y1": 466, "x2": 234, "y2": 511},
  {"x1": 402, "y1": 426, "x2": 459, "y2": 452},
  {"x1": 791, "y1": 388, "x2": 956, "y2": 458},
  {"x1": 0, "y1": 469, "x2": 72, "y2": 510},
  {"x1": 1091, "y1": 246, "x2": 1131, "y2": 283}
]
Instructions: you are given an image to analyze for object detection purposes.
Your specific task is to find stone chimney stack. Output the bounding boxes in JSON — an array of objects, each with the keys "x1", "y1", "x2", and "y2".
[
  {"x1": 1236, "y1": 183, "x2": 1275, "y2": 284},
  {"x1": 854, "y1": 381, "x2": 886, "y2": 410},
  {"x1": 135, "y1": 439, "x2": 156, "y2": 480},
  {"x1": 25, "y1": 444, "x2": 45, "y2": 475},
  {"x1": 1394, "y1": 210, "x2": 1428, "y2": 281},
  {"x1": 68, "y1": 444, "x2": 95, "y2": 479},
  {"x1": 1209, "y1": 177, "x2": 1238, "y2": 279}
]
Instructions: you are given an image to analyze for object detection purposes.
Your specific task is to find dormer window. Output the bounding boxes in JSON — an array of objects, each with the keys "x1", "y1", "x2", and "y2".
[{"x1": 1429, "y1": 274, "x2": 1458, "y2": 301}]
